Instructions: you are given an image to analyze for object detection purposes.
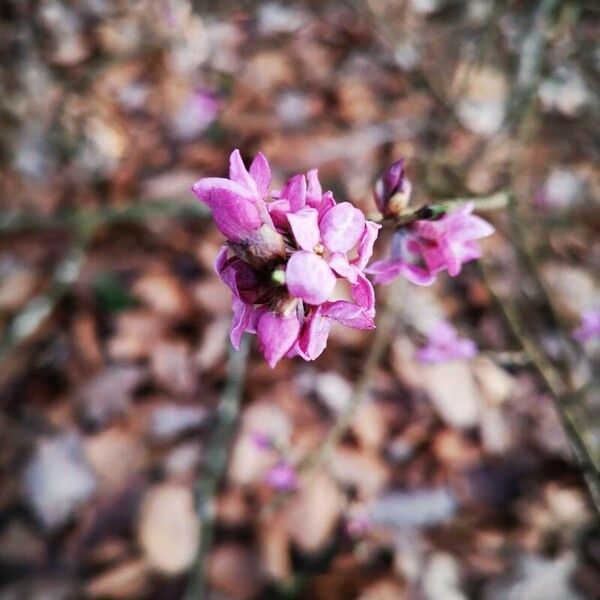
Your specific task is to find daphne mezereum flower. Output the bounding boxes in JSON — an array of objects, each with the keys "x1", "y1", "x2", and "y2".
[
  {"x1": 193, "y1": 150, "x2": 381, "y2": 367},
  {"x1": 572, "y1": 310, "x2": 600, "y2": 344},
  {"x1": 366, "y1": 202, "x2": 495, "y2": 286},
  {"x1": 416, "y1": 321, "x2": 478, "y2": 363},
  {"x1": 171, "y1": 87, "x2": 221, "y2": 140}
]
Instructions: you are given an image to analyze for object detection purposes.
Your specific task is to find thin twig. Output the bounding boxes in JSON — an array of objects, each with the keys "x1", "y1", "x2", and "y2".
[
  {"x1": 185, "y1": 337, "x2": 250, "y2": 600},
  {"x1": 381, "y1": 191, "x2": 511, "y2": 227},
  {"x1": 480, "y1": 260, "x2": 600, "y2": 513},
  {"x1": 303, "y1": 287, "x2": 400, "y2": 471},
  {"x1": 260, "y1": 279, "x2": 403, "y2": 521},
  {"x1": 0, "y1": 246, "x2": 86, "y2": 365},
  {"x1": 0, "y1": 200, "x2": 209, "y2": 363},
  {"x1": 0, "y1": 199, "x2": 208, "y2": 234}
]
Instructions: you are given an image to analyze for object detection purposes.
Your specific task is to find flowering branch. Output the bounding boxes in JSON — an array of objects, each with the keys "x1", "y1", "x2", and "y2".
[{"x1": 375, "y1": 191, "x2": 510, "y2": 228}]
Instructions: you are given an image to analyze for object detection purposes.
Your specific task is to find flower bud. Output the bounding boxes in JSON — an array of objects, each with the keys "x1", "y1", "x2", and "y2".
[{"x1": 374, "y1": 159, "x2": 412, "y2": 217}]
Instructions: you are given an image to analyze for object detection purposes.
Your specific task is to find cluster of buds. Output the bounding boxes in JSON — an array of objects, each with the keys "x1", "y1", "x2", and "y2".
[
  {"x1": 367, "y1": 160, "x2": 495, "y2": 286},
  {"x1": 193, "y1": 150, "x2": 380, "y2": 367}
]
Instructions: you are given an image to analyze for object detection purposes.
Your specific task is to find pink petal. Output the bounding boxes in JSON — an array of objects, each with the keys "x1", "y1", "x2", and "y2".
[
  {"x1": 297, "y1": 307, "x2": 332, "y2": 360},
  {"x1": 281, "y1": 174, "x2": 307, "y2": 212},
  {"x1": 353, "y1": 221, "x2": 382, "y2": 270},
  {"x1": 365, "y1": 259, "x2": 406, "y2": 285},
  {"x1": 439, "y1": 241, "x2": 461, "y2": 276},
  {"x1": 306, "y1": 169, "x2": 322, "y2": 203},
  {"x1": 320, "y1": 202, "x2": 366, "y2": 253},
  {"x1": 453, "y1": 240, "x2": 482, "y2": 267},
  {"x1": 321, "y1": 301, "x2": 375, "y2": 329},
  {"x1": 287, "y1": 208, "x2": 320, "y2": 251},
  {"x1": 328, "y1": 253, "x2": 358, "y2": 284},
  {"x1": 286, "y1": 251, "x2": 336, "y2": 306},
  {"x1": 351, "y1": 272, "x2": 375, "y2": 313},
  {"x1": 256, "y1": 311, "x2": 301, "y2": 368},
  {"x1": 249, "y1": 152, "x2": 271, "y2": 197},
  {"x1": 192, "y1": 177, "x2": 262, "y2": 242},
  {"x1": 229, "y1": 149, "x2": 259, "y2": 197},
  {"x1": 230, "y1": 298, "x2": 253, "y2": 349},
  {"x1": 214, "y1": 245, "x2": 229, "y2": 274},
  {"x1": 400, "y1": 263, "x2": 437, "y2": 286},
  {"x1": 219, "y1": 258, "x2": 260, "y2": 302},
  {"x1": 268, "y1": 198, "x2": 292, "y2": 229},
  {"x1": 319, "y1": 191, "x2": 336, "y2": 215}
]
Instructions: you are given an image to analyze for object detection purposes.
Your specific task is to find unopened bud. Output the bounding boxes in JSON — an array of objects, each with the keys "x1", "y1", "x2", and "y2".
[{"x1": 374, "y1": 159, "x2": 412, "y2": 217}]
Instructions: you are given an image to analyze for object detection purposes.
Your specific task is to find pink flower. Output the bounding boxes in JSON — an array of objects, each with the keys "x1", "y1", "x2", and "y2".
[
  {"x1": 367, "y1": 203, "x2": 494, "y2": 286},
  {"x1": 171, "y1": 87, "x2": 221, "y2": 140},
  {"x1": 264, "y1": 462, "x2": 298, "y2": 491},
  {"x1": 194, "y1": 150, "x2": 381, "y2": 367},
  {"x1": 250, "y1": 431, "x2": 273, "y2": 451},
  {"x1": 346, "y1": 515, "x2": 370, "y2": 537},
  {"x1": 416, "y1": 322, "x2": 478, "y2": 363},
  {"x1": 572, "y1": 310, "x2": 600, "y2": 343}
]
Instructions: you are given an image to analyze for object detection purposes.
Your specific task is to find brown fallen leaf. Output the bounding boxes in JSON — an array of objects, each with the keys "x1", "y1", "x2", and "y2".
[{"x1": 138, "y1": 482, "x2": 200, "y2": 575}]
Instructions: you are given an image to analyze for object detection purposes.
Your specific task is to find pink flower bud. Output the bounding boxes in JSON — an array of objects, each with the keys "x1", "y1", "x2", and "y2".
[{"x1": 374, "y1": 159, "x2": 412, "y2": 217}]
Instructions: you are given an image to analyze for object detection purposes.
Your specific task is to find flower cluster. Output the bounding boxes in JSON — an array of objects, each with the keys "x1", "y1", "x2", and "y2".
[
  {"x1": 367, "y1": 202, "x2": 495, "y2": 286},
  {"x1": 193, "y1": 150, "x2": 380, "y2": 367},
  {"x1": 193, "y1": 152, "x2": 496, "y2": 367},
  {"x1": 366, "y1": 161, "x2": 495, "y2": 286}
]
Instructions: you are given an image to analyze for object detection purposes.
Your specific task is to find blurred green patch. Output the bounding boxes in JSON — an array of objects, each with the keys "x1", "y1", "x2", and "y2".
[
  {"x1": 203, "y1": 120, "x2": 228, "y2": 143},
  {"x1": 92, "y1": 272, "x2": 137, "y2": 312}
]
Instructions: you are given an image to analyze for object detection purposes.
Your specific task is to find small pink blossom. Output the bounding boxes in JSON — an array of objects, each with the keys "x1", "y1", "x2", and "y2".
[
  {"x1": 346, "y1": 515, "x2": 370, "y2": 537},
  {"x1": 264, "y1": 462, "x2": 298, "y2": 491},
  {"x1": 416, "y1": 322, "x2": 477, "y2": 363},
  {"x1": 572, "y1": 310, "x2": 600, "y2": 344},
  {"x1": 193, "y1": 150, "x2": 381, "y2": 367},
  {"x1": 367, "y1": 202, "x2": 494, "y2": 286},
  {"x1": 171, "y1": 88, "x2": 221, "y2": 140}
]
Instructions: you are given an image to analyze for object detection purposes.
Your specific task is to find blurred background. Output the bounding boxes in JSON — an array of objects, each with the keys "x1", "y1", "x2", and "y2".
[{"x1": 1, "y1": 1, "x2": 599, "y2": 599}]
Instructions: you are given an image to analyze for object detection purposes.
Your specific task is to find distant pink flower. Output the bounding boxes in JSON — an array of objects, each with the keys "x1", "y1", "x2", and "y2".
[
  {"x1": 171, "y1": 87, "x2": 221, "y2": 139},
  {"x1": 572, "y1": 310, "x2": 600, "y2": 343},
  {"x1": 367, "y1": 203, "x2": 494, "y2": 286},
  {"x1": 193, "y1": 150, "x2": 381, "y2": 367},
  {"x1": 264, "y1": 462, "x2": 297, "y2": 491},
  {"x1": 346, "y1": 515, "x2": 370, "y2": 537},
  {"x1": 416, "y1": 322, "x2": 477, "y2": 363},
  {"x1": 250, "y1": 431, "x2": 273, "y2": 451}
]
